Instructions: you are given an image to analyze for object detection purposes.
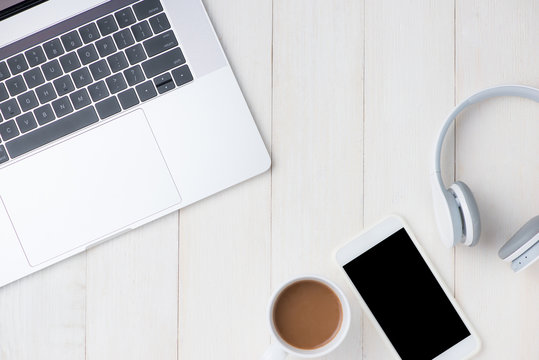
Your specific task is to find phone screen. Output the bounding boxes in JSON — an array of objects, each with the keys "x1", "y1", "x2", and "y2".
[{"x1": 343, "y1": 228, "x2": 470, "y2": 360}]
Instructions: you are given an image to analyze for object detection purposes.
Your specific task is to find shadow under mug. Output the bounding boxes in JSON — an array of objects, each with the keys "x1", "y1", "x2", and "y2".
[{"x1": 261, "y1": 275, "x2": 351, "y2": 359}]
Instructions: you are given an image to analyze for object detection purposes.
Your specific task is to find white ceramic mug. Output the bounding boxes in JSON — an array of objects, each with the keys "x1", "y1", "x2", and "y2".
[{"x1": 260, "y1": 275, "x2": 351, "y2": 359}]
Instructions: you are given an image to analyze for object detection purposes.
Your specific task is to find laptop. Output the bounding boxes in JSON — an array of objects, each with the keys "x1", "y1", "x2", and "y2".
[{"x1": 0, "y1": 0, "x2": 270, "y2": 287}]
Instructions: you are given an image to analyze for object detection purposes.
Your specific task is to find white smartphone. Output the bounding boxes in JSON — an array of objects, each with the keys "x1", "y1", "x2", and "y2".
[{"x1": 336, "y1": 215, "x2": 481, "y2": 360}]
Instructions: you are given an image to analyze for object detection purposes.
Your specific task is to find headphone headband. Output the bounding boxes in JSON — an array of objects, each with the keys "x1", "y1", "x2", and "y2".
[{"x1": 432, "y1": 85, "x2": 539, "y2": 189}]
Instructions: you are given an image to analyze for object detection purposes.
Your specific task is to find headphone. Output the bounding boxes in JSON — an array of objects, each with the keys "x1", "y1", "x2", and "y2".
[{"x1": 432, "y1": 85, "x2": 539, "y2": 273}]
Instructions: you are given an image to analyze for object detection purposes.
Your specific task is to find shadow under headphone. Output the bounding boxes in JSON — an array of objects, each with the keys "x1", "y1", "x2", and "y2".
[{"x1": 432, "y1": 85, "x2": 539, "y2": 273}]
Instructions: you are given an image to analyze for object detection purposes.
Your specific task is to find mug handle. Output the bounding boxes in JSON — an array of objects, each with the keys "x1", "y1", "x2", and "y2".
[{"x1": 260, "y1": 343, "x2": 287, "y2": 360}]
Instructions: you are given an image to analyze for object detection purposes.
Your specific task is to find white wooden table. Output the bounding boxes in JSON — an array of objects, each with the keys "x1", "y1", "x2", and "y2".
[{"x1": 1, "y1": 1, "x2": 538, "y2": 359}]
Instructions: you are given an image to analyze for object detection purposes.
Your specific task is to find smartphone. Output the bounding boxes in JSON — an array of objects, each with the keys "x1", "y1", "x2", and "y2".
[{"x1": 336, "y1": 215, "x2": 481, "y2": 360}]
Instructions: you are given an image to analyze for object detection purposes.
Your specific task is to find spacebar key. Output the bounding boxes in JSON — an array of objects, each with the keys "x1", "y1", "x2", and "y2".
[{"x1": 6, "y1": 107, "x2": 99, "y2": 158}]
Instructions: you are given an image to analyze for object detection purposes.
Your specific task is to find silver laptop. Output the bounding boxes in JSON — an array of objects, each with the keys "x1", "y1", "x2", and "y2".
[{"x1": 0, "y1": 0, "x2": 270, "y2": 287}]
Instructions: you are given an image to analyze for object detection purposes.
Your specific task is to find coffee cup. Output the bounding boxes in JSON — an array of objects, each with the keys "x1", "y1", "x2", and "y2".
[{"x1": 260, "y1": 275, "x2": 351, "y2": 359}]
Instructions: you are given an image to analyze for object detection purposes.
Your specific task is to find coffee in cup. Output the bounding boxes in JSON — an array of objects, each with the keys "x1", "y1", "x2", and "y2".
[
  {"x1": 261, "y1": 275, "x2": 350, "y2": 359},
  {"x1": 273, "y1": 279, "x2": 343, "y2": 349}
]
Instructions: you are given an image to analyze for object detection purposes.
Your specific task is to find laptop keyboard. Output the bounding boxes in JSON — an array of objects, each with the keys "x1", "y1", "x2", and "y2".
[{"x1": 0, "y1": 0, "x2": 193, "y2": 164}]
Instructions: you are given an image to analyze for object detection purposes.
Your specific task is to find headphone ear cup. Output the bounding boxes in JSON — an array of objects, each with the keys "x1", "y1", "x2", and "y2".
[
  {"x1": 431, "y1": 175, "x2": 463, "y2": 247},
  {"x1": 449, "y1": 181, "x2": 481, "y2": 246},
  {"x1": 499, "y1": 215, "x2": 539, "y2": 262}
]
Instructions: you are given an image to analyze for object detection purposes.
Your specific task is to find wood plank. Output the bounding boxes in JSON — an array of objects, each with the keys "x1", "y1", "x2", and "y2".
[
  {"x1": 178, "y1": 0, "x2": 272, "y2": 358},
  {"x1": 363, "y1": 0, "x2": 455, "y2": 358},
  {"x1": 455, "y1": 1, "x2": 539, "y2": 358},
  {"x1": 272, "y1": 0, "x2": 364, "y2": 358},
  {"x1": 85, "y1": 214, "x2": 178, "y2": 360},
  {"x1": 0, "y1": 255, "x2": 85, "y2": 360}
]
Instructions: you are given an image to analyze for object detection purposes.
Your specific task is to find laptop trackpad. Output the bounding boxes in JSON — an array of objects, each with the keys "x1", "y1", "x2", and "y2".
[{"x1": 0, "y1": 110, "x2": 181, "y2": 266}]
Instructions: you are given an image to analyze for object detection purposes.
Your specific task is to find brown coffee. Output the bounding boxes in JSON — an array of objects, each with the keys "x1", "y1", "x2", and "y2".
[{"x1": 272, "y1": 280, "x2": 343, "y2": 350}]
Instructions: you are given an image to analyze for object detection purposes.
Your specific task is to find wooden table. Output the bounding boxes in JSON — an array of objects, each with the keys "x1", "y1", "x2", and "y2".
[{"x1": 1, "y1": 1, "x2": 538, "y2": 359}]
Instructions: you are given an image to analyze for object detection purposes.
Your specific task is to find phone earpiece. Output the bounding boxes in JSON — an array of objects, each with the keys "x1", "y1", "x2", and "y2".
[{"x1": 449, "y1": 181, "x2": 481, "y2": 247}]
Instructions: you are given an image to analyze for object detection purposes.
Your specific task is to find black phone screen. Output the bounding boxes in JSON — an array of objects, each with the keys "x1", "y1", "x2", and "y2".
[{"x1": 343, "y1": 228, "x2": 470, "y2": 360}]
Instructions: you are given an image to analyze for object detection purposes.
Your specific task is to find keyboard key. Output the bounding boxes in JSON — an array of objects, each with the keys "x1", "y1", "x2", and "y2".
[
  {"x1": 117, "y1": 88, "x2": 139, "y2": 109},
  {"x1": 96, "y1": 96, "x2": 121, "y2": 119},
  {"x1": 95, "y1": 36, "x2": 117, "y2": 57},
  {"x1": 135, "y1": 80, "x2": 157, "y2": 102},
  {"x1": 17, "y1": 91, "x2": 39, "y2": 112},
  {"x1": 52, "y1": 96, "x2": 73, "y2": 117},
  {"x1": 97, "y1": 15, "x2": 118, "y2": 36},
  {"x1": 149, "y1": 13, "x2": 170, "y2": 34},
  {"x1": 70, "y1": 88, "x2": 91, "y2": 109},
  {"x1": 25, "y1": 47, "x2": 47, "y2": 67},
  {"x1": 113, "y1": 28, "x2": 135, "y2": 49},
  {"x1": 154, "y1": 72, "x2": 174, "y2": 94},
  {"x1": 115, "y1": 7, "x2": 136, "y2": 28},
  {"x1": 143, "y1": 30, "x2": 177, "y2": 57},
  {"x1": 41, "y1": 59, "x2": 63, "y2": 81},
  {"x1": 142, "y1": 48, "x2": 185, "y2": 78},
  {"x1": 125, "y1": 44, "x2": 147, "y2": 65},
  {"x1": 7, "y1": 106, "x2": 99, "y2": 158},
  {"x1": 171, "y1": 65, "x2": 193, "y2": 87},
  {"x1": 43, "y1": 39, "x2": 64, "y2": 59},
  {"x1": 23, "y1": 68, "x2": 45, "y2": 88},
  {"x1": 131, "y1": 21, "x2": 152, "y2": 42},
  {"x1": 72, "y1": 67, "x2": 93, "y2": 88},
  {"x1": 78, "y1": 44, "x2": 99, "y2": 65},
  {"x1": 0, "y1": 145, "x2": 8, "y2": 163},
  {"x1": 7, "y1": 54, "x2": 29, "y2": 75},
  {"x1": 114, "y1": 8, "x2": 136, "y2": 28},
  {"x1": 35, "y1": 83, "x2": 57, "y2": 104},
  {"x1": 59, "y1": 52, "x2": 81, "y2": 73},
  {"x1": 34, "y1": 104, "x2": 55, "y2": 125},
  {"x1": 88, "y1": 80, "x2": 109, "y2": 102},
  {"x1": 79, "y1": 23, "x2": 100, "y2": 44},
  {"x1": 124, "y1": 65, "x2": 145, "y2": 86},
  {"x1": 0, "y1": 61, "x2": 10, "y2": 81},
  {"x1": 89, "y1": 59, "x2": 111, "y2": 80},
  {"x1": 0, "y1": 99, "x2": 21, "y2": 119},
  {"x1": 105, "y1": 73, "x2": 127, "y2": 94},
  {"x1": 16, "y1": 112, "x2": 37, "y2": 133},
  {"x1": 0, "y1": 120, "x2": 19, "y2": 141},
  {"x1": 53, "y1": 75, "x2": 75, "y2": 96},
  {"x1": 6, "y1": 75, "x2": 27, "y2": 96},
  {"x1": 61, "y1": 31, "x2": 83, "y2": 51},
  {"x1": 0, "y1": 83, "x2": 9, "y2": 102},
  {"x1": 134, "y1": 0, "x2": 163, "y2": 20},
  {"x1": 107, "y1": 52, "x2": 129, "y2": 72}
]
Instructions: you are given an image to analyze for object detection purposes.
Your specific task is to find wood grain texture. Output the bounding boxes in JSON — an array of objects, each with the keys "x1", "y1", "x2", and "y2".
[
  {"x1": 178, "y1": 0, "x2": 272, "y2": 359},
  {"x1": 455, "y1": 1, "x2": 539, "y2": 358},
  {"x1": 363, "y1": 0, "x2": 455, "y2": 358},
  {"x1": 272, "y1": 0, "x2": 364, "y2": 358},
  {"x1": 0, "y1": 255, "x2": 85, "y2": 360},
  {"x1": 86, "y1": 213, "x2": 178, "y2": 360}
]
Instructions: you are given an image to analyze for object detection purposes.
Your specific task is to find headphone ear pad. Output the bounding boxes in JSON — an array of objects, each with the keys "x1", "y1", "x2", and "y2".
[
  {"x1": 449, "y1": 181, "x2": 481, "y2": 246},
  {"x1": 431, "y1": 176, "x2": 463, "y2": 247}
]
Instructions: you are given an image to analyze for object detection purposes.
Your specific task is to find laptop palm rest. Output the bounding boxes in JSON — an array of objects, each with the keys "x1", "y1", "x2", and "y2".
[{"x1": 0, "y1": 110, "x2": 181, "y2": 266}]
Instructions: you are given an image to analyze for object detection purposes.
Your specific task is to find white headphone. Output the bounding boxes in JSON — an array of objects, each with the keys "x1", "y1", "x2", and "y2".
[{"x1": 432, "y1": 85, "x2": 539, "y2": 272}]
